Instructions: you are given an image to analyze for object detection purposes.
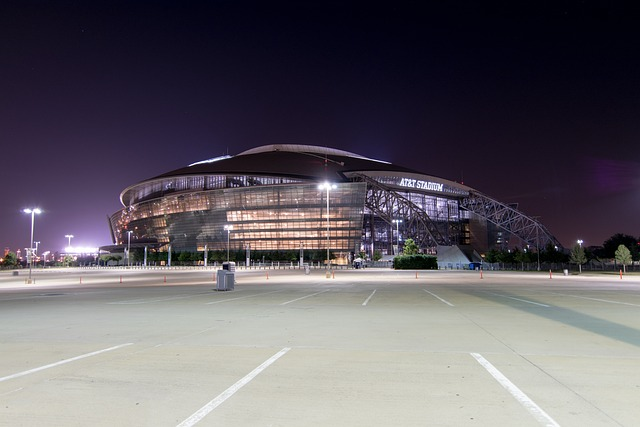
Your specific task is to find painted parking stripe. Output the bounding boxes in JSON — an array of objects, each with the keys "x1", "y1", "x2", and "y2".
[
  {"x1": 206, "y1": 289, "x2": 285, "y2": 304},
  {"x1": 0, "y1": 343, "x2": 133, "y2": 383},
  {"x1": 109, "y1": 292, "x2": 214, "y2": 305},
  {"x1": 362, "y1": 289, "x2": 377, "y2": 306},
  {"x1": 487, "y1": 292, "x2": 550, "y2": 307},
  {"x1": 423, "y1": 289, "x2": 454, "y2": 306},
  {"x1": 553, "y1": 293, "x2": 640, "y2": 307},
  {"x1": 471, "y1": 353, "x2": 560, "y2": 427},
  {"x1": 177, "y1": 347, "x2": 291, "y2": 427},
  {"x1": 280, "y1": 290, "x2": 330, "y2": 305}
]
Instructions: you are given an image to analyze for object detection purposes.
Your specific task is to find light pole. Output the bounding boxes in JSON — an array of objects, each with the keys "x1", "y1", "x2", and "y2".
[
  {"x1": 65, "y1": 234, "x2": 74, "y2": 250},
  {"x1": 126, "y1": 230, "x2": 133, "y2": 267},
  {"x1": 393, "y1": 219, "x2": 402, "y2": 255},
  {"x1": 577, "y1": 239, "x2": 583, "y2": 274},
  {"x1": 23, "y1": 208, "x2": 41, "y2": 284},
  {"x1": 318, "y1": 182, "x2": 336, "y2": 271},
  {"x1": 224, "y1": 225, "x2": 233, "y2": 262}
]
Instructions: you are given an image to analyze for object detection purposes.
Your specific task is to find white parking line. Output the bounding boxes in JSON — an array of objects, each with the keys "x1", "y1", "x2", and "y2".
[
  {"x1": 0, "y1": 343, "x2": 133, "y2": 383},
  {"x1": 177, "y1": 347, "x2": 291, "y2": 427},
  {"x1": 206, "y1": 289, "x2": 285, "y2": 304},
  {"x1": 280, "y1": 290, "x2": 330, "y2": 305},
  {"x1": 487, "y1": 292, "x2": 550, "y2": 307},
  {"x1": 552, "y1": 293, "x2": 640, "y2": 307},
  {"x1": 109, "y1": 292, "x2": 214, "y2": 305},
  {"x1": 362, "y1": 289, "x2": 377, "y2": 306},
  {"x1": 471, "y1": 353, "x2": 560, "y2": 427},
  {"x1": 423, "y1": 289, "x2": 454, "y2": 306}
]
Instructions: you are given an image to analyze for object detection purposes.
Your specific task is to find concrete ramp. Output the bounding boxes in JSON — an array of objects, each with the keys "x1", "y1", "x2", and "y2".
[{"x1": 436, "y1": 245, "x2": 482, "y2": 269}]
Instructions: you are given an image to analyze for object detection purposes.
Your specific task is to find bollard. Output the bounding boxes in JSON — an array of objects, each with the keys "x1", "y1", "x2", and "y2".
[
  {"x1": 80, "y1": 277, "x2": 82, "y2": 284},
  {"x1": 266, "y1": 271, "x2": 269, "y2": 280},
  {"x1": 549, "y1": 270, "x2": 552, "y2": 279},
  {"x1": 164, "y1": 275, "x2": 166, "y2": 283},
  {"x1": 332, "y1": 270, "x2": 335, "y2": 279},
  {"x1": 120, "y1": 275, "x2": 122, "y2": 284},
  {"x1": 480, "y1": 269, "x2": 483, "y2": 279},
  {"x1": 620, "y1": 269, "x2": 623, "y2": 279},
  {"x1": 415, "y1": 271, "x2": 418, "y2": 279}
]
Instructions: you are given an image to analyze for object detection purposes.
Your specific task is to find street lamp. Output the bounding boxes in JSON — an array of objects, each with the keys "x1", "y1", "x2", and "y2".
[
  {"x1": 318, "y1": 182, "x2": 336, "y2": 271},
  {"x1": 23, "y1": 208, "x2": 42, "y2": 284},
  {"x1": 126, "y1": 230, "x2": 133, "y2": 267},
  {"x1": 65, "y1": 234, "x2": 74, "y2": 250},
  {"x1": 393, "y1": 219, "x2": 402, "y2": 255},
  {"x1": 577, "y1": 239, "x2": 584, "y2": 274},
  {"x1": 224, "y1": 225, "x2": 233, "y2": 262}
]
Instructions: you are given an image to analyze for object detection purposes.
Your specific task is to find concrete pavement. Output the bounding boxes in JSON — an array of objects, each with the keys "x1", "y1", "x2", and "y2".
[{"x1": 1, "y1": 268, "x2": 639, "y2": 426}]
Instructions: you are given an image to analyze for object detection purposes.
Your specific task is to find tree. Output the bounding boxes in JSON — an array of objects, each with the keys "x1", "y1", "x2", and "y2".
[
  {"x1": 2, "y1": 251, "x2": 18, "y2": 268},
  {"x1": 402, "y1": 238, "x2": 419, "y2": 255},
  {"x1": 569, "y1": 244, "x2": 587, "y2": 273},
  {"x1": 484, "y1": 249, "x2": 500, "y2": 264},
  {"x1": 615, "y1": 244, "x2": 632, "y2": 273},
  {"x1": 602, "y1": 233, "x2": 639, "y2": 261}
]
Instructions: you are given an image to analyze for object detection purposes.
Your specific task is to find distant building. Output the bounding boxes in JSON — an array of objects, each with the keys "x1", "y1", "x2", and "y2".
[{"x1": 107, "y1": 144, "x2": 560, "y2": 263}]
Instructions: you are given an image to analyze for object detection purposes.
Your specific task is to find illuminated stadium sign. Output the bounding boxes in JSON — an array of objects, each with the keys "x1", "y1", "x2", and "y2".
[{"x1": 397, "y1": 178, "x2": 444, "y2": 192}]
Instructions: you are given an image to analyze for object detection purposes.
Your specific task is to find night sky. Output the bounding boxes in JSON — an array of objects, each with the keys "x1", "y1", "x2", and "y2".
[{"x1": 1, "y1": 1, "x2": 638, "y2": 255}]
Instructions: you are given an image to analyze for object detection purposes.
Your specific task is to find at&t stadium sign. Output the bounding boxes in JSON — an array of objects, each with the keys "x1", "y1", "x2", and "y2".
[{"x1": 397, "y1": 178, "x2": 444, "y2": 192}]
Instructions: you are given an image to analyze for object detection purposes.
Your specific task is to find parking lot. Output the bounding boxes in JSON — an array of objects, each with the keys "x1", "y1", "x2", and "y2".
[{"x1": 1, "y1": 268, "x2": 639, "y2": 426}]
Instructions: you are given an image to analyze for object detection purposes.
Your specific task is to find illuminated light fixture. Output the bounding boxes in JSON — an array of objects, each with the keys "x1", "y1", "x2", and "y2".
[
  {"x1": 318, "y1": 182, "x2": 336, "y2": 272},
  {"x1": 224, "y1": 224, "x2": 234, "y2": 262},
  {"x1": 65, "y1": 234, "x2": 74, "y2": 251},
  {"x1": 23, "y1": 208, "x2": 42, "y2": 284},
  {"x1": 393, "y1": 219, "x2": 403, "y2": 255}
]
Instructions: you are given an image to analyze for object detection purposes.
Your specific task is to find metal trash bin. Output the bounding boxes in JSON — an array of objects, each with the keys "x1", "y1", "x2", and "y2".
[
  {"x1": 563, "y1": 269, "x2": 569, "y2": 276},
  {"x1": 217, "y1": 262, "x2": 235, "y2": 291},
  {"x1": 224, "y1": 271, "x2": 234, "y2": 290},
  {"x1": 304, "y1": 264, "x2": 310, "y2": 275},
  {"x1": 216, "y1": 269, "x2": 228, "y2": 291}
]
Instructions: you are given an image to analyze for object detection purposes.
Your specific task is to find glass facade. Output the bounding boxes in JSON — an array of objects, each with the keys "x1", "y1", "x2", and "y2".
[{"x1": 111, "y1": 182, "x2": 367, "y2": 253}]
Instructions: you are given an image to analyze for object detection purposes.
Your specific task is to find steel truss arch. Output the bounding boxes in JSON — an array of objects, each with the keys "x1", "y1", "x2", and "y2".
[
  {"x1": 351, "y1": 174, "x2": 450, "y2": 248},
  {"x1": 461, "y1": 191, "x2": 563, "y2": 250}
]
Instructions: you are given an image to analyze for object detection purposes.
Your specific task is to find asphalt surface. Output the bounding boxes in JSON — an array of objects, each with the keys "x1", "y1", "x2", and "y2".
[{"x1": 1, "y1": 267, "x2": 639, "y2": 426}]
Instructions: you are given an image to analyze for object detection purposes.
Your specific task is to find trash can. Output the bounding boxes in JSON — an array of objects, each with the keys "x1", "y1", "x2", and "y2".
[
  {"x1": 224, "y1": 271, "x2": 235, "y2": 290},
  {"x1": 217, "y1": 262, "x2": 235, "y2": 291},
  {"x1": 563, "y1": 269, "x2": 569, "y2": 276},
  {"x1": 216, "y1": 269, "x2": 228, "y2": 291},
  {"x1": 304, "y1": 264, "x2": 310, "y2": 275}
]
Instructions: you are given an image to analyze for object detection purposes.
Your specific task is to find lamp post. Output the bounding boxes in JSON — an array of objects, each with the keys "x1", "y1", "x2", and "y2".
[
  {"x1": 393, "y1": 219, "x2": 402, "y2": 255},
  {"x1": 224, "y1": 225, "x2": 233, "y2": 262},
  {"x1": 126, "y1": 230, "x2": 133, "y2": 267},
  {"x1": 65, "y1": 234, "x2": 74, "y2": 250},
  {"x1": 318, "y1": 182, "x2": 336, "y2": 271},
  {"x1": 23, "y1": 208, "x2": 41, "y2": 284},
  {"x1": 577, "y1": 239, "x2": 583, "y2": 274}
]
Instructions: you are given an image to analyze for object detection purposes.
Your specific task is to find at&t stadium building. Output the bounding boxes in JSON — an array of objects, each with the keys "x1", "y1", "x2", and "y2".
[{"x1": 107, "y1": 144, "x2": 561, "y2": 265}]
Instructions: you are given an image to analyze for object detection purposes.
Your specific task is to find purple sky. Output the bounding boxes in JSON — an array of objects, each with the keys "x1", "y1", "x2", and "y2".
[{"x1": 1, "y1": 1, "x2": 638, "y2": 254}]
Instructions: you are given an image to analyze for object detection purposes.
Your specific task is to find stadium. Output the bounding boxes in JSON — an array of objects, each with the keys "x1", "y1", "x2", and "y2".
[{"x1": 107, "y1": 144, "x2": 561, "y2": 266}]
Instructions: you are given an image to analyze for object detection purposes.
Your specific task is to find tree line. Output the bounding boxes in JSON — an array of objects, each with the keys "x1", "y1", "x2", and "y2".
[{"x1": 483, "y1": 233, "x2": 639, "y2": 271}]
